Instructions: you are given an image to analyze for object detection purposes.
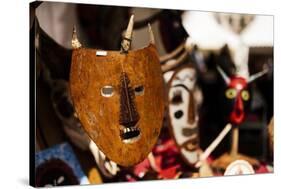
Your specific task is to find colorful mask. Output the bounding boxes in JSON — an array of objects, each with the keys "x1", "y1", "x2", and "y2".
[
  {"x1": 217, "y1": 66, "x2": 268, "y2": 125},
  {"x1": 70, "y1": 15, "x2": 165, "y2": 166},
  {"x1": 224, "y1": 76, "x2": 250, "y2": 125},
  {"x1": 167, "y1": 65, "x2": 201, "y2": 166}
]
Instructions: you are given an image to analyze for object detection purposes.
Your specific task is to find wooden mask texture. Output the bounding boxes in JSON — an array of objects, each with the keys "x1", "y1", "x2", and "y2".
[
  {"x1": 70, "y1": 44, "x2": 165, "y2": 166},
  {"x1": 167, "y1": 65, "x2": 200, "y2": 166}
]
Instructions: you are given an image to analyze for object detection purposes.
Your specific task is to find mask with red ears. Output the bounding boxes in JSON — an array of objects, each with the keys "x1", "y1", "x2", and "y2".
[{"x1": 217, "y1": 66, "x2": 268, "y2": 125}]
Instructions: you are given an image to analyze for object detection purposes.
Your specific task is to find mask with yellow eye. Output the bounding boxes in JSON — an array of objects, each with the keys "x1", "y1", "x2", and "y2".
[
  {"x1": 241, "y1": 90, "x2": 250, "y2": 101},
  {"x1": 217, "y1": 65, "x2": 268, "y2": 125},
  {"x1": 225, "y1": 88, "x2": 237, "y2": 99},
  {"x1": 225, "y1": 88, "x2": 250, "y2": 101},
  {"x1": 223, "y1": 77, "x2": 251, "y2": 125}
]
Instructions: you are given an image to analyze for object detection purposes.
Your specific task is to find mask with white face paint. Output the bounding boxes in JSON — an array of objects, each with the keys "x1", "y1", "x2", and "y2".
[{"x1": 167, "y1": 65, "x2": 201, "y2": 166}]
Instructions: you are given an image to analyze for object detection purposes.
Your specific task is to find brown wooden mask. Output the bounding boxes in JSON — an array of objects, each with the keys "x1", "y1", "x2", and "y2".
[{"x1": 69, "y1": 16, "x2": 165, "y2": 166}]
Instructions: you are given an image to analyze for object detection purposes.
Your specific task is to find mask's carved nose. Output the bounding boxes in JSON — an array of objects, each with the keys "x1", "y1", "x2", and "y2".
[
  {"x1": 119, "y1": 72, "x2": 140, "y2": 128},
  {"x1": 187, "y1": 92, "x2": 196, "y2": 124}
]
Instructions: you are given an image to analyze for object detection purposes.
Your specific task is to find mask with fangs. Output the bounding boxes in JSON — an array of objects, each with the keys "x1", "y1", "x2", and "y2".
[{"x1": 70, "y1": 15, "x2": 165, "y2": 166}]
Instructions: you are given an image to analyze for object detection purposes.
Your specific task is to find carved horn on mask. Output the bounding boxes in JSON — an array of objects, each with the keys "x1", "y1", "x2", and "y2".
[
  {"x1": 71, "y1": 26, "x2": 82, "y2": 49},
  {"x1": 121, "y1": 15, "x2": 134, "y2": 53},
  {"x1": 216, "y1": 65, "x2": 230, "y2": 85},
  {"x1": 248, "y1": 66, "x2": 269, "y2": 83},
  {"x1": 148, "y1": 23, "x2": 155, "y2": 45}
]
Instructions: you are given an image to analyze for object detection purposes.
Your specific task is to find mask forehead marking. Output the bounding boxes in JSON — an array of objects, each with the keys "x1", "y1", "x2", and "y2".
[
  {"x1": 174, "y1": 70, "x2": 195, "y2": 81},
  {"x1": 172, "y1": 68, "x2": 196, "y2": 89}
]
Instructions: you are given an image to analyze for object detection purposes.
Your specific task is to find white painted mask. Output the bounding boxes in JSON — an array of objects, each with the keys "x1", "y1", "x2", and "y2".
[{"x1": 167, "y1": 65, "x2": 200, "y2": 165}]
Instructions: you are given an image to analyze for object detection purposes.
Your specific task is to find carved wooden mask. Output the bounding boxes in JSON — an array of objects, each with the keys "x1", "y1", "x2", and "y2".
[
  {"x1": 167, "y1": 65, "x2": 200, "y2": 166},
  {"x1": 69, "y1": 16, "x2": 165, "y2": 166}
]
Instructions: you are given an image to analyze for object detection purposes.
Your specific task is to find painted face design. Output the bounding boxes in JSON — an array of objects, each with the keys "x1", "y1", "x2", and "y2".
[
  {"x1": 70, "y1": 16, "x2": 165, "y2": 166},
  {"x1": 167, "y1": 66, "x2": 200, "y2": 165},
  {"x1": 217, "y1": 65, "x2": 268, "y2": 125},
  {"x1": 225, "y1": 76, "x2": 250, "y2": 125}
]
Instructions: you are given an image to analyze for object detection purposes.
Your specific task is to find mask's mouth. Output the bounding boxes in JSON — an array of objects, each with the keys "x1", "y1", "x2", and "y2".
[
  {"x1": 230, "y1": 108, "x2": 245, "y2": 125},
  {"x1": 180, "y1": 135, "x2": 198, "y2": 151},
  {"x1": 120, "y1": 126, "x2": 141, "y2": 144}
]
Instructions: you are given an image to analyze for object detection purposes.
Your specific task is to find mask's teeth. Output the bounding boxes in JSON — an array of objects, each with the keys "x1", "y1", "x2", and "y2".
[
  {"x1": 123, "y1": 127, "x2": 139, "y2": 133},
  {"x1": 120, "y1": 126, "x2": 141, "y2": 143},
  {"x1": 124, "y1": 128, "x2": 130, "y2": 133}
]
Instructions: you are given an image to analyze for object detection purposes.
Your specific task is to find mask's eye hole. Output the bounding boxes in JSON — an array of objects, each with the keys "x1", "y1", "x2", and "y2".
[
  {"x1": 174, "y1": 110, "x2": 183, "y2": 119},
  {"x1": 225, "y1": 88, "x2": 237, "y2": 99},
  {"x1": 101, "y1": 86, "x2": 114, "y2": 97},
  {"x1": 135, "y1": 85, "x2": 144, "y2": 96},
  {"x1": 241, "y1": 90, "x2": 250, "y2": 101},
  {"x1": 171, "y1": 90, "x2": 183, "y2": 105}
]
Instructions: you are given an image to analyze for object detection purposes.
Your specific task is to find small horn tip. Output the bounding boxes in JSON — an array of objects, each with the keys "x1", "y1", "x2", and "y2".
[
  {"x1": 127, "y1": 15, "x2": 134, "y2": 25},
  {"x1": 71, "y1": 25, "x2": 82, "y2": 49},
  {"x1": 148, "y1": 23, "x2": 155, "y2": 45},
  {"x1": 216, "y1": 65, "x2": 230, "y2": 84},
  {"x1": 121, "y1": 15, "x2": 135, "y2": 53},
  {"x1": 128, "y1": 15, "x2": 135, "y2": 28}
]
